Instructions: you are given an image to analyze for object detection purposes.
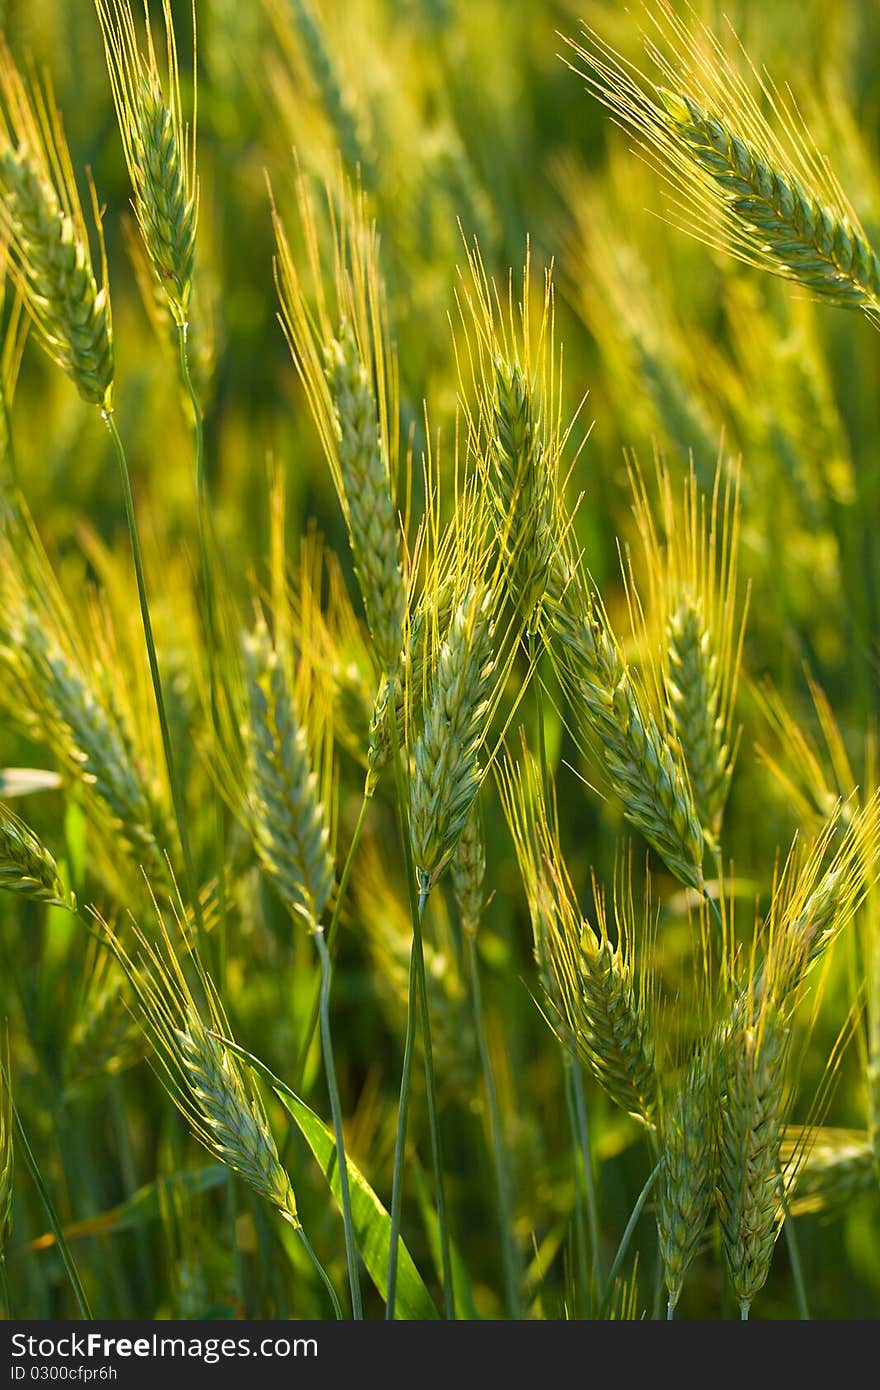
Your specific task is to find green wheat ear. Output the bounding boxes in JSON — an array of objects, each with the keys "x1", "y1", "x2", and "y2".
[
  {"x1": 567, "y1": 0, "x2": 880, "y2": 323},
  {"x1": 103, "y1": 905, "x2": 299, "y2": 1226},
  {"x1": 96, "y1": 0, "x2": 198, "y2": 323},
  {"x1": 0, "y1": 41, "x2": 113, "y2": 405}
]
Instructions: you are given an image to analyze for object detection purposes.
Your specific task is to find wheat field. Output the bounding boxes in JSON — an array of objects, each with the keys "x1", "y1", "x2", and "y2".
[{"x1": 0, "y1": 0, "x2": 878, "y2": 1323}]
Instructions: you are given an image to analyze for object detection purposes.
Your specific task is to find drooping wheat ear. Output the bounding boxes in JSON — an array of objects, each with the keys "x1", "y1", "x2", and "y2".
[
  {"x1": 500, "y1": 754, "x2": 658, "y2": 1125},
  {"x1": 0, "y1": 603, "x2": 164, "y2": 871},
  {"x1": 566, "y1": 3, "x2": 880, "y2": 322},
  {"x1": 717, "y1": 1004, "x2": 789, "y2": 1317},
  {"x1": 411, "y1": 583, "x2": 497, "y2": 895},
  {"x1": 451, "y1": 801, "x2": 486, "y2": 938},
  {"x1": 632, "y1": 459, "x2": 745, "y2": 846},
  {"x1": 657, "y1": 1047, "x2": 718, "y2": 1315},
  {"x1": 96, "y1": 0, "x2": 197, "y2": 324},
  {"x1": 241, "y1": 617, "x2": 335, "y2": 930},
  {"x1": 0, "y1": 802, "x2": 72, "y2": 908},
  {"x1": 0, "y1": 1036, "x2": 12, "y2": 1250},
  {"x1": 0, "y1": 42, "x2": 113, "y2": 404},
  {"x1": 759, "y1": 793, "x2": 880, "y2": 1006},
  {"x1": 274, "y1": 177, "x2": 408, "y2": 678},
  {"x1": 104, "y1": 905, "x2": 299, "y2": 1224},
  {"x1": 785, "y1": 1127, "x2": 876, "y2": 1217},
  {"x1": 546, "y1": 558, "x2": 704, "y2": 891},
  {"x1": 325, "y1": 324, "x2": 406, "y2": 674}
]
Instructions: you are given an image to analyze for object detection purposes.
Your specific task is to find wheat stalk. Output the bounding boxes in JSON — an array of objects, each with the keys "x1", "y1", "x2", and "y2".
[{"x1": 0, "y1": 1037, "x2": 11, "y2": 1252}]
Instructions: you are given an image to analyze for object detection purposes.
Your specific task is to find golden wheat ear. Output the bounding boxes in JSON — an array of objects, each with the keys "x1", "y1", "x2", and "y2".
[
  {"x1": 566, "y1": 0, "x2": 880, "y2": 323},
  {"x1": 0, "y1": 41, "x2": 113, "y2": 404}
]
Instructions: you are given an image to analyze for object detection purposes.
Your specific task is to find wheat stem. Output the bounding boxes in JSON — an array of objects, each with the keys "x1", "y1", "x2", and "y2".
[
  {"x1": 12, "y1": 1097, "x2": 91, "y2": 1318},
  {"x1": 783, "y1": 1199, "x2": 810, "y2": 1320},
  {"x1": 295, "y1": 791, "x2": 371, "y2": 1087},
  {"x1": 0, "y1": 1252, "x2": 11, "y2": 1318},
  {"x1": 386, "y1": 701, "x2": 455, "y2": 1318},
  {"x1": 465, "y1": 930, "x2": 520, "y2": 1317},
  {"x1": 598, "y1": 1158, "x2": 661, "y2": 1318},
  {"x1": 312, "y1": 925, "x2": 363, "y2": 1318},
  {"x1": 571, "y1": 1052, "x2": 604, "y2": 1307},
  {"x1": 102, "y1": 408, "x2": 205, "y2": 946},
  {"x1": 294, "y1": 1222, "x2": 343, "y2": 1320}
]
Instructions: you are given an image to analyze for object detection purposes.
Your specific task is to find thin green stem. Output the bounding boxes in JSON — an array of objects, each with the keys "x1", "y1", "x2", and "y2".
[
  {"x1": 385, "y1": 700, "x2": 455, "y2": 1318},
  {"x1": 740, "y1": 1300, "x2": 750, "y2": 1320},
  {"x1": 295, "y1": 791, "x2": 371, "y2": 1087},
  {"x1": 563, "y1": 1054, "x2": 591, "y2": 1317},
  {"x1": 783, "y1": 1200, "x2": 810, "y2": 1320},
  {"x1": 465, "y1": 930, "x2": 520, "y2": 1317},
  {"x1": 294, "y1": 1222, "x2": 343, "y2": 1320},
  {"x1": 12, "y1": 1097, "x2": 92, "y2": 1318},
  {"x1": 386, "y1": 925, "x2": 419, "y2": 1320},
  {"x1": 177, "y1": 323, "x2": 226, "y2": 984},
  {"x1": 570, "y1": 1056, "x2": 603, "y2": 1305},
  {"x1": 598, "y1": 1158, "x2": 661, "y2": 1319},
  {"x1": 313, "y1": 925, "x2": 363, "y2": 1319},
  {"x1": 102, "y1": 409, "x2": 206, "y2": 946},
  {"x1": 0, "y1": 1252, "x2": 12, "y2": 1318}
]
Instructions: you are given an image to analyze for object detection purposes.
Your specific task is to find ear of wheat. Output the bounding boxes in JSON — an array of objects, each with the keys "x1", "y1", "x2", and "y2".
[
  {"x1": 454, "y1": 243, "x2": 567, "y2": 633},
  {"x1": 96, "y1": 0, "x2": 197, "y2": 323},
  {"x1": 631, "y1": 458, "x2": 746, "y2": 847},
  {"x1": 451, "y1": 801, "x2": 485, "y2": 938},
  {"x1": 657, "y1": 1046, "x2": 718, "y2": 1315},
  {"x1": 241, "y1": 616, "x2": 335, "y2": 930},
  {"x1": 566, "y1": 1, "x2": 880, "y2": 321},
  {"x1": 0, "y1": 42, "x2": 113, "y2": 404},
  {"x1": 546, "y1": 554, "x2": 705, "y2": 891},
  {"x1": 274, "y1": 177, "x2": 407, "y2": 679},
  {"x1": 500, "y1": 753, "x2": 658, "y2": 1125},
  {"x1": 0, "y1": 802, "x2": 72, "y2": 908},
  {"x1": 717, "y1": 1003, "x2": 789, "y2": 1317},
  {"x1": 103, "y1": 905, "x2": 299, "y2": 1224},
  {"x1": 410, "y1": 581, "x2": 497, "y2": 896}
]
